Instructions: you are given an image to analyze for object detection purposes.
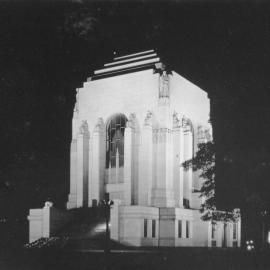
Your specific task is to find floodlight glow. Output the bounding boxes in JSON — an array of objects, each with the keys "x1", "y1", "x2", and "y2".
[{"x1": 94, "y1": 223, "x2": 106, "y2": 232}]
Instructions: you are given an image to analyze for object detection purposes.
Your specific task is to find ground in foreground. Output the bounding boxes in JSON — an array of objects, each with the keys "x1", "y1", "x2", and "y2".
[{"x1": 1, "y1": 247, "x2": 270, "y2": 270}]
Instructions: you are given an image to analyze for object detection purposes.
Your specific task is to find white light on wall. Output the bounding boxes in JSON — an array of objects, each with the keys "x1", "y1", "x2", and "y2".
[
  {"x1": 95, "y1": 223, "x2": 106, "y2": 233},
  {"x1": 267, "y1": 231, "x2": 270, "y2": 244}
]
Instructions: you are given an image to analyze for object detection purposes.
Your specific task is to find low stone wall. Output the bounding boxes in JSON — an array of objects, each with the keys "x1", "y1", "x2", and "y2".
[
  {"x1": 49, "y1": 207, "x2": 74, "y2": 236},
  {"x1": 110, "y1": 203, "x2": 241, "y2": 248},
  {"x1": 28, "y1": 202, "x2": 74, "y2": 243},
  {"x1": 111, "y1": 202, "x2": 159, "y2": 246}
]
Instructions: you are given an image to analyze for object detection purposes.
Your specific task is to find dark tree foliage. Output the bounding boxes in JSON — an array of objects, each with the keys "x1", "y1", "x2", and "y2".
[{"x1": 182, "y1": 142, "x2": 240, "y2": 222}]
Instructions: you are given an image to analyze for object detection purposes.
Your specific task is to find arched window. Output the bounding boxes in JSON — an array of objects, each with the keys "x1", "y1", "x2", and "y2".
[{"x1": 106, "y1": 114, "x2": 127, "y2": 168}]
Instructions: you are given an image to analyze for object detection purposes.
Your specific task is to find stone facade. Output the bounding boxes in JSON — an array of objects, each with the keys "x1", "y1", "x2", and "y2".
[{"x1": 28, "y1": 50, "x2": 241, "y2": 247}]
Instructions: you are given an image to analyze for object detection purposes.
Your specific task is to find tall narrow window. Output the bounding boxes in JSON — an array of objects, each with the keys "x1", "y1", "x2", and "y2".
[
  {"x1": 152, "y1": 220, "x2": 156, "y2": 238},
  {"x1": 233, "y1": 223, "x2": 237, "y2": 240},
  {"x1": 211, "y1": 223, "x2": 216, "y2": 239},
  {"x1": 186, "y1": 221, "x2": 190, "y2": 238},
  {"x1": 106, "y1": 114, "x2": 127, "y2": 168},
  {"x1": 144, "y1": 219, "x2": 147, "y2": 238},
  {"x1": 178, "y1": 220, "x2": 182, "y2": 238}
]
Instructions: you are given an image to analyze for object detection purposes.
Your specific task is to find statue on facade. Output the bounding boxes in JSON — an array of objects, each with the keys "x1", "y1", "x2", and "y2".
[
  {"x1": 74, "y1": 88, "x2": 79, "y2": 113},
  {"x1": 197, "y1": 125, "x2": 205, "y2": 143},
  {"x1": 182, "y1": 115, "x2": 192, "y2": 132},
  {"x1": 126, "y1": 113, "x2": 136, "y2": 128},
  {"x1": 159, "y1": 71, "x2": 170, "y2": 98},
  {"x1": 144, "y1": 111, "x2": 153, "y2": 126},
  {"x1": 44, "y1": 201, "x2": 53, "y2": 208},
  {"x1": 94, "y1": 117, "x2": 104, "y2": 132},
  {"x1": 173, "y1": 111, "x2": 181, "y2": 128},
  {"x1": 79, "y1": 120, "x2": 89, "y2": 136},
  {"x1": 204, "y1": 129, "x2": 212, "y2": 142}
]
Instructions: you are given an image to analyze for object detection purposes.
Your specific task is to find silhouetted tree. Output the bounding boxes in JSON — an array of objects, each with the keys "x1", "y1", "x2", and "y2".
[{"x1": 183, "y1": 141, "x2": 240, "y2": 222}]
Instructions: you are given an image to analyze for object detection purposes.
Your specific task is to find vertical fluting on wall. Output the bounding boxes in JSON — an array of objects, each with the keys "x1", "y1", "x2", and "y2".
[
  {"x1": 138, "y1": 111, "x2": 153, "y2": 206},
  {"x1": 89, "y1": 118, "x2": 105, "y2": 206}
]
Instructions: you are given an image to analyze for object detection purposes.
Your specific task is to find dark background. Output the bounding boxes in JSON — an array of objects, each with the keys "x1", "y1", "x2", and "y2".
[{"x1": 1, "y1": 0, "x2": 270, "y2": 246}]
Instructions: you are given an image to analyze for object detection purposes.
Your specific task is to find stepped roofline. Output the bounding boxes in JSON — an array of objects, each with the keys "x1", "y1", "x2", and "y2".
[
  {"x1": 113, "y1": 49, "x2": 155, "y2": 60},
  {"x1": 89, "y1": 49, "x2": 166, "y2": 81}
]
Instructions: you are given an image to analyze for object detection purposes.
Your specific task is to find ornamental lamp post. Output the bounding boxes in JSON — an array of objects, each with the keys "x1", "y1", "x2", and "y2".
[{"x1": 101, "y1": 193, "x2": 113, "y2": 270}]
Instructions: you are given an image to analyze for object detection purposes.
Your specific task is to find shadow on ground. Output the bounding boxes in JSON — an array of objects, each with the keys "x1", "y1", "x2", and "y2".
[{"x1": 1, "y1": 247, "x2": 270, "y2": 270}]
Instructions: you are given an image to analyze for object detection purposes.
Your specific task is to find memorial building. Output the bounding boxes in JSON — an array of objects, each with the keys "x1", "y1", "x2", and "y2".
[{"x1": 28, "y1": 50, "x2": 241, "y2": 247}]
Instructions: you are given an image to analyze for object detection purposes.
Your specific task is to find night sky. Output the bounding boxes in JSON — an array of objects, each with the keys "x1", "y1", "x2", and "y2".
[{"x1": 1, "y1": 0, "x2": 270, "y2": 243}]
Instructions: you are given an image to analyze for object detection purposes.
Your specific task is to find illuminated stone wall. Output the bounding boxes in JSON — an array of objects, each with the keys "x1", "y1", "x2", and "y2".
[{"x1": 66, "y1": 68, "x2": 211, "y2": 210}]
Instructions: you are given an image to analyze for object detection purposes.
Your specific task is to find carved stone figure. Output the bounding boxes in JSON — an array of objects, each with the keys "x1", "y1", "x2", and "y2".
[
  {"x1": 44, "y1": 201, "x2": 53, "y2": 208},
  {"x1": 126, "y1": 113, "x2": 136, "y2": 128},
  {"x1": 144, "y1": 111, "x2": 153, "y2": 126},
  {"x1": 197, "y1": 125, "x2": 205, "y2": 143},
  {"x1": 159, "y1": 71, "x2": 169, "y2": 98},
  {"x1": 182, "y1": 115, "x2": 192, "y2": 132},
  {"x1": 74, "y1": 88, "x2": 79, "y2": 112},
  {"x1": 173, "y1": 111, "x2": 180, "y2": 128},
  {"x1": 94, "y1": 117, "x2": 104, "y2": 132},
  {"x1": 204, "y1": 129, "x2": 212, "y2": 141},
  {"x1": 79, "y1": 120, "x2": 89, "y2": 135}
]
